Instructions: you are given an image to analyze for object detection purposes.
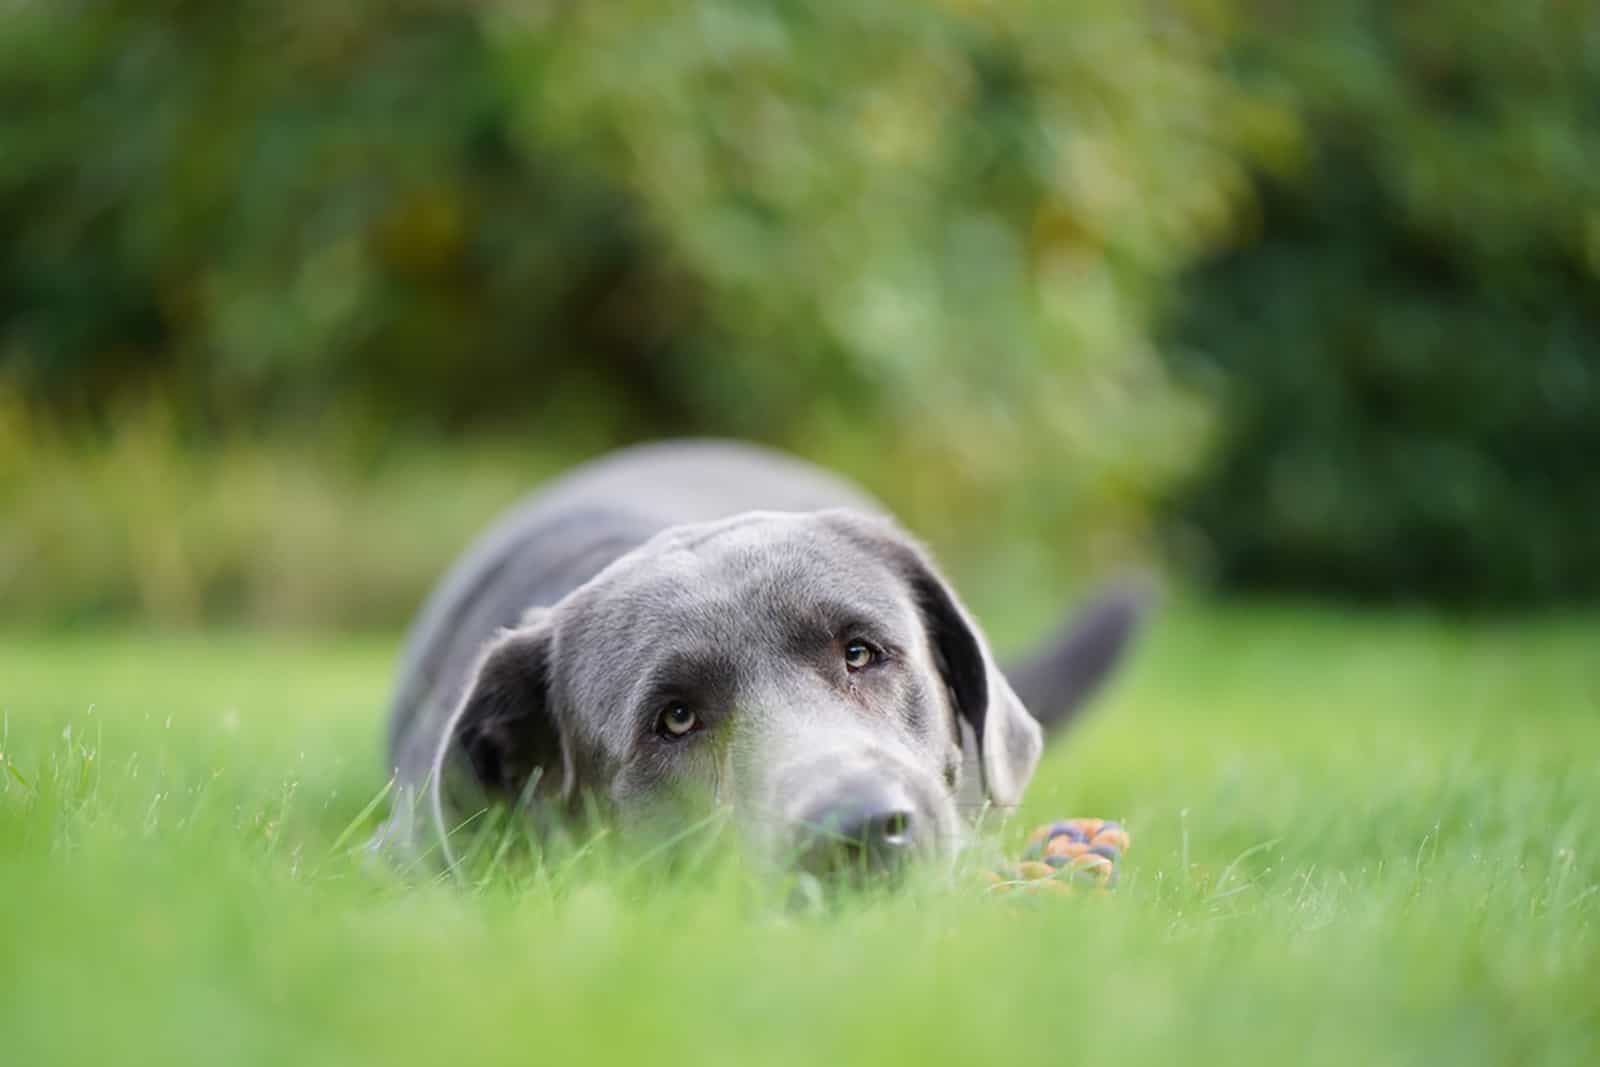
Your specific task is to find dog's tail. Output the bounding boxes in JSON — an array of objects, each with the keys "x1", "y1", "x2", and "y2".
[{"x1": 1003, "y1": 576, "x2": 1156, "y2": 732}]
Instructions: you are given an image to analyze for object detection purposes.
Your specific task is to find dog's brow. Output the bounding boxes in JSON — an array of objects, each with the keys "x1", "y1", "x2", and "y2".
[
  {"x1": 829, "y1": 592, "x2": 905, "y2": 626},
  {"x1": 776, "y1": 598, "x2": 893, "y2": 649},
  {"x1": 636, "y1": 649, "x2": 740, "y2": 704}
]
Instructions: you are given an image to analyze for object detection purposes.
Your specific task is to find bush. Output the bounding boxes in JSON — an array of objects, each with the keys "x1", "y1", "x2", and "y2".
[
  {"x1": 1, "y1": 1, "x2": 652, "y2": 436},
  {"x1": 0, "y1": 397, "x2": 557, "y2": 627},
  {"x1": 1163, "y1": 1, "x2": 1600, "y2": 606},
  {"x1": 0, "y1": 0, "x2": 1256, "y2": 623}
]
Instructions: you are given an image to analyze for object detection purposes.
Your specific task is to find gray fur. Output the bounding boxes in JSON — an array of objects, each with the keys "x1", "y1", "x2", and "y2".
[{"x1": 378, "y1": 439, "x2": 1144, "y2": 871}]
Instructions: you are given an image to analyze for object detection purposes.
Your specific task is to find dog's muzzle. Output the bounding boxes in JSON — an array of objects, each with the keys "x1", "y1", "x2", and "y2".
[{"x1": 789, "y1": 774, "x2": 924, "y2": 881}]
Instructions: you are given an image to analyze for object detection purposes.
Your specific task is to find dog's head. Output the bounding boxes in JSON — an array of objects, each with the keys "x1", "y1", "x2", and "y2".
[{"x1": 429, "y1": 510, "x2": 1042, "y2": 878}]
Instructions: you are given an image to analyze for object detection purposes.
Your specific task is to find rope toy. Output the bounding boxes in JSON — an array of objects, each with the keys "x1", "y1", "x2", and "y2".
[{"x1": 984, "y1": 818, "x2": 1130, "y2": 896}]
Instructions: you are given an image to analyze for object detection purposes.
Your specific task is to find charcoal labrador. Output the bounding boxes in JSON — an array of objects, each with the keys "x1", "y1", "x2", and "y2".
[{"x1": 377, "y1": 440, "x2": 1147, "y2": 878}]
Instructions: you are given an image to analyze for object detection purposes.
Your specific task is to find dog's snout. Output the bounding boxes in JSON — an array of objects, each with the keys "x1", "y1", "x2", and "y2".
[{"x1": 793, "y1": 781, "x2": 920, "y2": 879}]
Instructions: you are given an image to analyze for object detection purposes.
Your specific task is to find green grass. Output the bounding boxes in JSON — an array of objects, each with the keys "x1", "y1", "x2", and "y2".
[{"x1": 3, "y1": 605, "x2": 1598, "y2": 1066}]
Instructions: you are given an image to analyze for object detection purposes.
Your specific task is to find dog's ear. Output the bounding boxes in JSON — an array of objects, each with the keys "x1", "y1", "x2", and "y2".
[
  {"x1": 827, "y1": 512, "x2": 1043, "y2": 808},
  {"x1": 904, "y1": 557, "x2": 1043, "y2": 809},
  {"x1": 431, "y1": 612, "x2": 572, "y2": 826}
]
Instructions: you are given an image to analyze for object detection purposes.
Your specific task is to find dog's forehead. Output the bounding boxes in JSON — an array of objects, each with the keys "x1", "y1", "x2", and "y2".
[
  {"x1": 564, "y1": 513, "x2": 913, "y2": 649},
  {"x1": 671, "y1": 512, "x2": 892, "y2": 589}
]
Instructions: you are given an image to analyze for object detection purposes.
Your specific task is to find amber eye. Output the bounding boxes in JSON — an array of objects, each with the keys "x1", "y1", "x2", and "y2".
[
  {"x1": 843, "y1": 640, "x2": 877, "y2": 671},
  {"x1": 657, "y1": 703, "x2": 699, "y2": 739}
]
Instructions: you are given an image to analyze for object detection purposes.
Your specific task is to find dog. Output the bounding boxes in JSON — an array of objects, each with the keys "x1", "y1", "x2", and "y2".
[{"x1": 377, "y1": 440, "x2": 1147, "y2": 879}]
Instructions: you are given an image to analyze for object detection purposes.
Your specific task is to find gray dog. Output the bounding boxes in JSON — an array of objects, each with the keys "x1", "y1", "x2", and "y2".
[{"x1": 378, "y1": 440, "x2": 1146, "y2": 878}]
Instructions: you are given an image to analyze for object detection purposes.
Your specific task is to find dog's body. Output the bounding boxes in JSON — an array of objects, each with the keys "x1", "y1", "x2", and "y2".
[{"x1": 381, "y1": 440, "x2": 1145, "y2": 874}]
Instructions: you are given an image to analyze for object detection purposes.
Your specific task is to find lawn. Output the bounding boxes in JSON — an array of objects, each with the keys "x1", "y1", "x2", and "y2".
[{"x1": 2, "y1": 604, "x2": 1597, "y2": 1066}]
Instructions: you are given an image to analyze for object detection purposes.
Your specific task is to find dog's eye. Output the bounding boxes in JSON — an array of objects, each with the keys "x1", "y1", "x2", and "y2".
[
  {"x1": 843, "y1": 640, "x2": 878, "y2": 671},
  {"x1": 656, "y1": 703, "x2": 699, "y2": 739}
]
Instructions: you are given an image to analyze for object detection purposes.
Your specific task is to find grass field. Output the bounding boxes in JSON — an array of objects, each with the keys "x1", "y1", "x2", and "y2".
[{"x1": 3, "y1": 603, "x2": 1598, "y2": 1066}]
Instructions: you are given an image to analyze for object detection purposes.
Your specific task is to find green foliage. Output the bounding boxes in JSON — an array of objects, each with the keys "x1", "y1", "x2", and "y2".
[
  {"x1": 7, "y1": 0, "x2": 1598, "y2": 613},
  {"x1": 1164, "y1": 2, "x2": 1600, "y2": 605},
  {"x1": 1, "y1": 0, "x2": 1243, "y2": 533},
  {"x1": 0, "y1": 398, "x2": 553, "y2": 626},
  {"x1": 4, "y1": 609, "x2": 1599, "y2": 1064},
  {"x1": 1, "y1": 0, "x2": 647, "y2": 433}
]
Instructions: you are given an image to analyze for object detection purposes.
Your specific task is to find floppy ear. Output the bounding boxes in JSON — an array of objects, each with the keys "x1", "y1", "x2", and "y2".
[
  {"x1": 904, "y1": 560, "x2": 1043, "y2": 808},
  {"x1": 429, "y1": 613, "x2": 573, "y2": 851},
  {"x1": 827, "y1": 512, "x2": 1044, "y2": 808}
]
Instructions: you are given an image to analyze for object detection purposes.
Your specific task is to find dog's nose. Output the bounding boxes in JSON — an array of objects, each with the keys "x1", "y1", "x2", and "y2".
[{"x1": 793, "y1": 783, "x2": 919, "y2": 879}]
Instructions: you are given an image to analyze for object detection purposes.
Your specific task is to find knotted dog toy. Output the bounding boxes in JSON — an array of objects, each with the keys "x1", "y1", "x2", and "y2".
[{"x1": 985, "y1": 818, "x2": 1130, "y2": 895}]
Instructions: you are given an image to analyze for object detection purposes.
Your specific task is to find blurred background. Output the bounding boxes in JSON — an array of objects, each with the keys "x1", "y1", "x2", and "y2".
[{"x1": 3, "y1": 0, "x2": 1597, "y2": 630}]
